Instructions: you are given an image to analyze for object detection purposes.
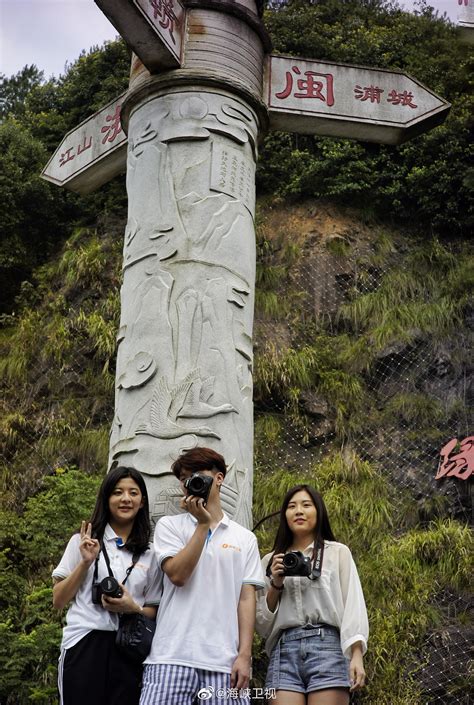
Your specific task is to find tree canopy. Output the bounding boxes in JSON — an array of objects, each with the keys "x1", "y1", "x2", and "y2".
[{"x1": 0, "y1": 40, "x2": 129, "y2": 314}]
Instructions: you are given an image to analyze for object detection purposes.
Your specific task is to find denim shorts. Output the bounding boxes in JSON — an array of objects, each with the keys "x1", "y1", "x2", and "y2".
[{"x1": 266, "y1": 624, "x2": 350, "y2": 694}]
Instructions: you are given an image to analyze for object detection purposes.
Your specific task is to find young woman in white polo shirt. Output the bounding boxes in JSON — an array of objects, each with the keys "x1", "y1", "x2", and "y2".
[
  {"x1": 52, "y1": 466, "x2": 162, "y2": 705},
  {"x1": 256, "y1": 484, "x2": 368, "y2": 705}
]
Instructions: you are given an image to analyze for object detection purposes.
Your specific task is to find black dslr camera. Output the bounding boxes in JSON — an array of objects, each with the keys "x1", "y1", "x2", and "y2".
[
  {"x1": 91, "y1": 575, "x2": 123, "y2": 604},
  {"x1": 282, "y1": 550, "x2": 312, "y2": 577},
  {"x1": 183, "y1": 473, "x2": 213, "y2": 503}
]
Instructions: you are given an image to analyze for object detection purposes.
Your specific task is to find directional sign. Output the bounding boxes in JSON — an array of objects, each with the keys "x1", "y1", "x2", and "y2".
[
  {"x1": 265, "y1": 55, "x2": 450, "y2": 145},
  {"x1": 41, "y1": 94, "x2": 128, "y2": 195},
  {"x1": 457, "y1": 0, "x2": 474, "y2": 43},
  {"x1": 95, "y1": 0, "x2": 185, "y2": 70}
]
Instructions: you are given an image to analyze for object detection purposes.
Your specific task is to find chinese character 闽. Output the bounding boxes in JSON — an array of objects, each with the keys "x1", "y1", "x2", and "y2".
[
  {"x1": 275, "y1": 66, "x2": 335, "y2": 107},
  {"x1": 101, "y1": 105, "x2": 123, "y2": 144},
  {"x1": 387, "y1": 89, "x2": 417, "y2": 108},
  {"x1": 354, "y1": 84, "x2": 384, "y2": 104}
]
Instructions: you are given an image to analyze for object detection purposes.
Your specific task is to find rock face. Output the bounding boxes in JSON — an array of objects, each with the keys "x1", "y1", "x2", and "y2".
[
  {"x1": 252, "y1": 201, "x2": 472, "y2": 704},
  {"x1": 254, "y1": 201, "x2": 473, "y2": 521},
  {"x1": 416, "y1": 591, "x2": 473, "y2": 705}
]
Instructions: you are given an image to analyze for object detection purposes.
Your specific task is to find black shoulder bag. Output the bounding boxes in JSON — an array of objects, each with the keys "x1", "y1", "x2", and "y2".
[
  {"x1": 116, "y1": 609, "x2": 156, "y2": 664},
  {"x1": 97, "y1": 543, "x2": 156, "y2": 663}
]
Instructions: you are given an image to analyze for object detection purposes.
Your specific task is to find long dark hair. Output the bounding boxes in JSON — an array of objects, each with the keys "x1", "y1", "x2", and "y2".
[
  {"x1": 272, "y1": 484, "x2": 336, "y2": 556},
  {"x1": 89, "y1": 466, "x2": 151, "y2": 554}
]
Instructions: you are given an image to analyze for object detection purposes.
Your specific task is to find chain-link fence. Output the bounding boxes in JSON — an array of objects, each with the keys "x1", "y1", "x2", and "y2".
[{"x1": 251, "y1": 204, "x2": 472, "y2": 704}]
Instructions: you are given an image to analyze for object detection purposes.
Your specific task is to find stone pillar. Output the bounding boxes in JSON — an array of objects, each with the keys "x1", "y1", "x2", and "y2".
[{"x1": 110, "y1": 0, "x2": 270, "y2": 527}]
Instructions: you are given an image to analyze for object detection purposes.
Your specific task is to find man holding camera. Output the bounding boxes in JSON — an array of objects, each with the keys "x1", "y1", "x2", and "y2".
[{"x1": 140, "y1": 447, "x2": 264, "y2": 705}]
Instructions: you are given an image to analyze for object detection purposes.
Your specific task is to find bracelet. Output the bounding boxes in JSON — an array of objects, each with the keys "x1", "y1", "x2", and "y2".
[{"x1": 270, "y1": 578, "x2": 284, "y2": 591}]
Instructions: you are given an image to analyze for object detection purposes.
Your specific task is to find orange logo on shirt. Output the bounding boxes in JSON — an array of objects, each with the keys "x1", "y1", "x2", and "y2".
[{"x1": 221, "y1": 543, "x2": 242, "y2": 552}]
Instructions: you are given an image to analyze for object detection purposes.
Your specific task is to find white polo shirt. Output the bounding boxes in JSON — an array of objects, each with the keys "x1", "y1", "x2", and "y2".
[
  {"x1": 52, "y1": 524, "x2": 163, "y2": 650},
  {"x1": 146, "y1": 512, "x2": 265, "y2": 673}
]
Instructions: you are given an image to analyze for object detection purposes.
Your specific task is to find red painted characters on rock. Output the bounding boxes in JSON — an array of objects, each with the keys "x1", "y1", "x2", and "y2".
[{"x1": 435, "y1": 436, "x2": 474, "y2": 481}]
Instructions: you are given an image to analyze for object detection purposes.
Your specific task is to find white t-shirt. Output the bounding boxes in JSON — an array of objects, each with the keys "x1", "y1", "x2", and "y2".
[
  {"x1": 256, "y1": 541, "x2": 369, "y2": 658},
  {"x1": 146, "y1": 512, "x2": 265, "y2": 673},
  {"x1": 52, "y1": 524, "x2": 163, "y2": 651}
]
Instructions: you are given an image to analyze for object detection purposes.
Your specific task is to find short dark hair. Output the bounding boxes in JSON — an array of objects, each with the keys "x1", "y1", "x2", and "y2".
[
  {"x1": 272, "y1": 484, "x2": 336, "y2": 555},
  {"x1": 89, "y1": 466, "x2": 151, "y2": 555},
  {"x1": 171, "y1": 447, "x2": 227, "y2": 479}
]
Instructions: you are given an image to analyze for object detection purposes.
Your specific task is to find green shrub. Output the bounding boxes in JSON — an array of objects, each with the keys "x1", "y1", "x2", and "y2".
[{"x1": 0, "y1": 469, "x2": 102, "y2": 705}]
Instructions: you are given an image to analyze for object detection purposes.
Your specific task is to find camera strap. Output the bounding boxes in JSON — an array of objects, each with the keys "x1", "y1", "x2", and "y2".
[
  {"x1": 309, "y1": 539, "x2": 325, "y2": 580},
  {"x1": 93, "y1": 542, "x2": 140, "y2": 587}
]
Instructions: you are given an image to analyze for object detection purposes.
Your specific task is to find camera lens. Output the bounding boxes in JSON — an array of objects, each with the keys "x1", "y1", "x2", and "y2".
[
  {"x1": 183, "y1": 473, "x2": 213, "y2": 503},
  {"x1": 189, "y1": 476, "x2": 205, "y2": 492},
  {"x1": 283, "y1": 553, "x2": 299, "y2": 570},
  {"x1": 101, "y1": 576, "x2": 122, "y2": 597}
]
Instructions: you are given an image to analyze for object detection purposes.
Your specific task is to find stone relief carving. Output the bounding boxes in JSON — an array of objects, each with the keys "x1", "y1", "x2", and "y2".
[
  {"x1": 136, "y1": 370, "x2": 221, "y2": 439},
  {"x1": 117, "y1": 352, "x2": 156, "y2": 389},
  {"x1": 110, "y1": 90, "x2": 257, "y2": 527}
]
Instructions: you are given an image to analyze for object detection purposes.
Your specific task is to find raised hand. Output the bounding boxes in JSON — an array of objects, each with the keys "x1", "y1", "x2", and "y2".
[
  {"x1": 79, "y1": 521, "x2": 100, "y2": 566},
  {"x1": 181, "y1": 495, "x2": 212, "y2": 526}
]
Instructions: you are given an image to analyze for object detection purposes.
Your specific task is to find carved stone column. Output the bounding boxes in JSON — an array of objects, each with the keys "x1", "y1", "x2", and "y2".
[{"x1": 110, "y1": 0, "x2": 269, "y2": 527}]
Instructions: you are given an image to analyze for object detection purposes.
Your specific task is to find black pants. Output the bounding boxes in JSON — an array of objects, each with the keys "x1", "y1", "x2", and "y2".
[{"x1": 60, "y1": 630, "x2": 142, "y2": 705}]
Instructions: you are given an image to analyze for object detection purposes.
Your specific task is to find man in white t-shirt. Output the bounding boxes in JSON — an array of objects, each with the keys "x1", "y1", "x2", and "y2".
[{"x1": 139, "y1": 447, "x2": 265, "y2": 705}]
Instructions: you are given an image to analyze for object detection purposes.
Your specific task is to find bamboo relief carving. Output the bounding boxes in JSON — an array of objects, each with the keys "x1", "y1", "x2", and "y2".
[{"x1": 110, "y1": 91, "x2": 257, "y2": 526}]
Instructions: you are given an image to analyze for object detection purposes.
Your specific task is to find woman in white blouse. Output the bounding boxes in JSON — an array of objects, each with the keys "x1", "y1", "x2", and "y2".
[{"x1": 256, "y1": 484, "x2": 368, "y2": 705}]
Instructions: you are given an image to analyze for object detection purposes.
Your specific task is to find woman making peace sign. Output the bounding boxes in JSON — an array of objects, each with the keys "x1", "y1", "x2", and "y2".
[{"x1": 52, "y1": 466, "x2": 162, "y2": 705}]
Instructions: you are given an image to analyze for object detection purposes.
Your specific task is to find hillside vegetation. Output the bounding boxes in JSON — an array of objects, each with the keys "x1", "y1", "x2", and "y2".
[{"x1": 0, "y1": 1, "x2": 472, "y2": 703}]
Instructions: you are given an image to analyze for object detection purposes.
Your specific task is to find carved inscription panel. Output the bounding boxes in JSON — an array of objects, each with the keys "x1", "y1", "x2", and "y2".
[{"x1": 210, "y1": 143, "x2": 256, "y2": 216}]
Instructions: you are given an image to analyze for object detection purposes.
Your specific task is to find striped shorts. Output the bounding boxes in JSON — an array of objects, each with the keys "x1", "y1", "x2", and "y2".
[{"x1": 140, "y1": 664, "x2": 251, "y2": 705}]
